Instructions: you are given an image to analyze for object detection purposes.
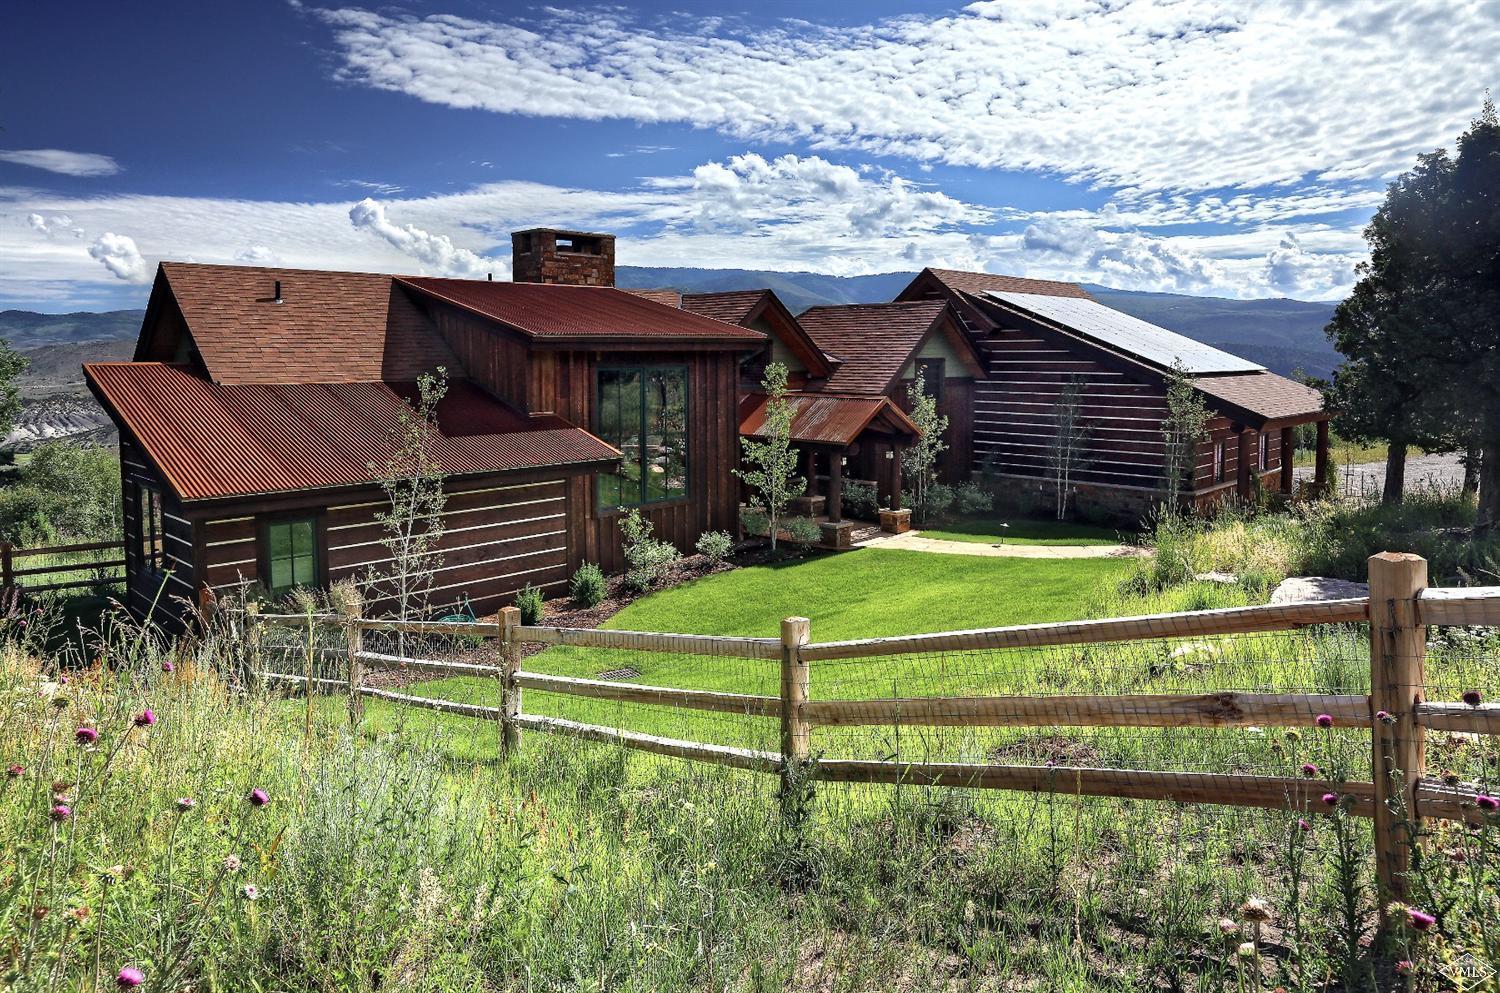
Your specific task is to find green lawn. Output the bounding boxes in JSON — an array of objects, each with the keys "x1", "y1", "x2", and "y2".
[{"x1": 917, "y1": 515, "x2": 1129, "y2": 546}]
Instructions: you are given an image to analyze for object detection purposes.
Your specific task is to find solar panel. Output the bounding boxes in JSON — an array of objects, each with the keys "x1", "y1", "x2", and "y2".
[{"x1": 983, "y1": 291, "x2": 1265, "y2": 375}]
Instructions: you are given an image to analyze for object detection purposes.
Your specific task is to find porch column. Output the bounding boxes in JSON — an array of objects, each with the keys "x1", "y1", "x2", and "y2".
[
  {"x1": 828, "y1": 449, "x2": 843, "y2": 523},
  {"x1": 1280, "y1": 426, "x2": 1295, "y2": 494},
  {"x1": 888, "y1": 443, "x2": 903, "y2": 511},
  {"x1": 1236, "y1": 428, "x2": 1254, "y2": 502},
  {"x1": 1314, "y1": 420, "x2": 1331, "y2": 492},
  {"x1": 802, "y1": 447, "x2": 818, "y2": 501}
]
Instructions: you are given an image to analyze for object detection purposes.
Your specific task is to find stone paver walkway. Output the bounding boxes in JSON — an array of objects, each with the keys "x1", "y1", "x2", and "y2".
[{"x1": 855, "y1": 530, "x2": 1151, "y2": 559}]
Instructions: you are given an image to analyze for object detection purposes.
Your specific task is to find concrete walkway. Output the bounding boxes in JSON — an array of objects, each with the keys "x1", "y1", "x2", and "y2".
[{"x1": 855, "y1": 530, "x2": 1151, "y2": 559}]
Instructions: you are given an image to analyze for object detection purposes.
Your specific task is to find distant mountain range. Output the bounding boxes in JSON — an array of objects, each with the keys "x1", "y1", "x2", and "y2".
[{"x1": 0, "y1": 272, "x2": 1341, "y2": 449}]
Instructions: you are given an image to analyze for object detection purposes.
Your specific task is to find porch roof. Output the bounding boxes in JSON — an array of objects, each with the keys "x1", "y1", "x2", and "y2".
[{"x1": 738, "y1": 392, "x2": 920, "y2": 447}]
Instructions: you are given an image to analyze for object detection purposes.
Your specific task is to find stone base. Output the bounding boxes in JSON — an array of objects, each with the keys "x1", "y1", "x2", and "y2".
[
  {"x1": 879, "y1": 508, "x2": 913, "y2": 534},
  {"x1": 819, "y1": 520, "x2": 857, "y2": 549},
  {"x1": 789, "y1": 494, "x2": 827, "y2": 517}
]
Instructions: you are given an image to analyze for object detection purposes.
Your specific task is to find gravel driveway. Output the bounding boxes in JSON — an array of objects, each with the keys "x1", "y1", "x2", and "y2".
[{"x1": 1294, "y1": 452, "x2": 1466, "y2": 501}]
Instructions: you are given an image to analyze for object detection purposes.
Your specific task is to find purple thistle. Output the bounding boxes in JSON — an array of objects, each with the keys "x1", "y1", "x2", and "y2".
[
  {"x1": 1477, "y1": 795, "x2": 1499, "y2": 812},
  {"x1": 1301, "y1": 763, "x2": 1319, "y2": 778},
  {"x1": 1315, "y1": 714, "x2": 1334, "y2": 729},
  {"x1": 175, "y1": 797, "x2": 196, "y2": 812},
  {"x1": 6, "y1": 764, "x2": 22, "y2": 778},
  {"x1": 1407, "y1": 908, "x2": 1436, "y2": 932},
  {"x1": 116, "y1": 966, "x2": 144, "y2": 988},
  {"x1": 1321, "y1": 792, "x2": 1339, "y2": 807},
  {"x1": 133, "y1": 709, "x2": 156, "y2": 728},
  {"x1": 1375, "y1": 710, "x2": 1392, "y2": 723},
  {"x1": 50, "y1": 804, "x2": 72, "y2": 822},
  {"x1": 1463, "y1": 690, "x2": 1483, "y2": 707},
  {"x1": 161, "y1": 661, "x2": 175, "y2": 673},
  {"x1": 1297, "y1": 818, "x2": 1312, "y2": 832},
  {"x1": 75, "y1": 727, "x2": 98, "y2": 745},
  {"x1": 248, "y1": 788, "x2": 269, "y2": 808}
]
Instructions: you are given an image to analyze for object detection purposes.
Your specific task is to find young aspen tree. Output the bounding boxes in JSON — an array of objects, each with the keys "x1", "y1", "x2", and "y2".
[
  {"x1": 1048, "y1": 376, "x2": 1090, "y2": 520},
  {"x1": 371, "y1": 368, "x2": 449, "y2": 643},
  {"x1": 735, "y1": 362, "x2": 804, "y2": 552},
  {"x1": 1160, "y1": 360, "x2": 1210, "y2": 518},
  {"x1": 903, "y1": 367, "x2": 949, "y2": 526}
]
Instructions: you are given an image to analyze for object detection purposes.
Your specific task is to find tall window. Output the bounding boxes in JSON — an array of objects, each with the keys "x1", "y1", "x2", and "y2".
[
  {"x1": 1213, "y1": 440, "x2": 1227, "y2": 483},
  {"x1": 136, "y1": 483, "x2": 165, "y2": 576},
  {"x1": 265, "y1": 518, "x2": 319, "y2": 598},
  {"x1": 596, "y1": 367, "x2": 689, "y2": 509},
  {"x1": 1259, "y1": 432, "x2": 1269, "y2": 471},
  {"x1": 915, "y1": 357, "x2": 945, "y2": 401}
]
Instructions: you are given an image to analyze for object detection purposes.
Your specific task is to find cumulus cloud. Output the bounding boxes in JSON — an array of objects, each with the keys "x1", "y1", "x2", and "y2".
[
  {"x1": 234, "y1": 245, "x2": 279, "y2": 265},
  {"x1": 87, "y1": 233, "x2": 149, "y2": 283},
  {"x1": 348, "y1": 198, "x2": 494, "y2": 277},
  {"x1": 1, "y1": 149, "x2": 121, "y2": 177},
  {"x1": 307, "y1": 1, "x2": 1500, "y2": 192},
  {"x1": 1261, "y1": 233, "x2": 1359, "y2": 298},
  {"x1": 27, "y1": 213, "x2": 84, "y2": 238}
]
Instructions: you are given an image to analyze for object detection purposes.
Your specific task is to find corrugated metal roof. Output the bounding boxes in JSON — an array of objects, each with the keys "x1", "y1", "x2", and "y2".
[
  {"x1": 738, "y1": 392, "x2": 920, "y2": 446},
  {"x1": 796, "y1": 301, "x2": 951, "y2": 394},
  {"x1": 1193, "y1": 371, "x2": 1326, "y2": 425},
  {"x1": 399, "y1": 277, "x2": 764, "y2": 345},
  {"x1": 85, "y1": 363, "x2": 618, "y2": 502},
  {"x1": 984, "y1": 291, "x2": 1265, "y2": 375}
]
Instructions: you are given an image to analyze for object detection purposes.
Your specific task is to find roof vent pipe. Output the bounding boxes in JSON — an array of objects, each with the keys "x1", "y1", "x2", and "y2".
[
  {"x1": 487, "y1": 273, "x2": 493, "y2": 281},
  {"x1": 273, "y1": 280, "x2": 282, "y2": 304}
]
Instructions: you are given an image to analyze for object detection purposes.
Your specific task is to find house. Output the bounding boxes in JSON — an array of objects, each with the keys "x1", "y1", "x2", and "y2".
[
  {"x1": 85, "y1": 229, "x2": 763, "y2": 629},
  {"x1": 896, "y1": 268, "x2": 1330, "y2": 521}
]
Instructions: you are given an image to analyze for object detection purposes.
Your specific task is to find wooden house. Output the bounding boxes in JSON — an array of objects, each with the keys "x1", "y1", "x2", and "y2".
[
  {"x1": 896, "y1": 268, "x2": 1330, "y2": 521},
  {"x1": 86, "y1": 230, "x2": 762, "y2": 629}
]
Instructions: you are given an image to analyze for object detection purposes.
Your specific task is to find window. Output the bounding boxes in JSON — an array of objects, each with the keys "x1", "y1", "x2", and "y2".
[
  {"x1": 265, "y1": 518, "x2": 319, "y2": 598},
  {"x1": 136, "y1": 483, "x2": 166, "y2": 576},
  {"x1": 596, "y1": 367, "x2": 689, "y2": 509},
  {"x1": 915, "y1": 357, "x2": 945, "y2": 401},
  {"x1": 1213, "y1": 440, "x2": 1227, "y2": 483},
  {"x1": 1259, "y1": 432, "x2": 1269, "y2": 472}
]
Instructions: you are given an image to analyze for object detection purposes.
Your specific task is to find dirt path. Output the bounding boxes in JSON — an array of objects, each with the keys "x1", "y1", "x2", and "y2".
[{"x1": 856, "y1": 530, "x2": 1150, "y2": 559}]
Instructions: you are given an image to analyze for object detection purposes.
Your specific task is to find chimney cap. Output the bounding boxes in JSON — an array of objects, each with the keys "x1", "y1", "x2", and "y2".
[{"x1": 511, "y1": 227, "x2": 615, "y2": 240}]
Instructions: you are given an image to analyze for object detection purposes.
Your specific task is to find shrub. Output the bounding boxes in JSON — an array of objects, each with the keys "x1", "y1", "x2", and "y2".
[
  {"x1": 695, "y1": 530, "x2": 733, "y2": 566},
  {"x1": 841, "y1": 481, "x2": 879, "y2": 520},
  {"x1": 570, "y1": 562, "x2": 607, "y2": 607},
  {"x1": 516, "y1": 583, "x2": 545, "y2": 625},
  {"x1": 621, "y1": 509, "x2": 678, "y2": 593},
  {"x1": 741, "y1": 506, "x2": 770, "y2": 537},
  {"x1": 784, "y1": 515, "x2": 823, "y2": 545},
  {"x1": 955, "y1": 480, "x2": 992, "y2": 515}
]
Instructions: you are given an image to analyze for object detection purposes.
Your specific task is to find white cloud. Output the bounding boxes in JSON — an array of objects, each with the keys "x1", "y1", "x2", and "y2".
[
  {"x1": 234, "y1": 245, "x2": 279, "y2": 265},
  {"x1": 308, "y1": 1, "x2": 1500, "y2": 192},
  {"x1": 27, "y1": 213, "x2": 83, "y2": 238},
  {"x1": 1261, "y1": 233, "x2": 1359, "y2": 298},
  {"x1": 87, "y1": 233, "x2": 149, "y2": 283},
  {"x1": 1, "y1": 149, "x2": 121, "y2": 177},
  {"x1": 348, "y1": 198, "x2": 494, "y2": 277}
]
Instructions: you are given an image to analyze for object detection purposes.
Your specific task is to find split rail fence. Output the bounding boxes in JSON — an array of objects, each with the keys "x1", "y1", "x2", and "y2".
[
  {"x1": 0, "y1": 539, "x2": 126, "y2": 595},
  {"x1": 242, "y1": 552, "x2": 1500, "y2": 910}
]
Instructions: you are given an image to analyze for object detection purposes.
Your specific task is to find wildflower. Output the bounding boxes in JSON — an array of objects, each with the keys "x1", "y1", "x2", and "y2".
[
  {"x1": 32, "y1": 906, "x2": 49, "y2": 920},
  {"x1": 1240, "y1": 897, "x2": 1272, "y2": 923},
  {"x1": 72, "y1": 905, "x2": 90, "y2": 922},
  {"x1": 175, "y1": 797, "x2": 196, "y2": 812},
  {"x1": 1315, "y1": 714, "x2": 1334, "y2": 729},
  {"x1": 50, "y1": 804, "x2": 72, "y2": 822},
  {"x1": 1300, "y1": 763, "x2": 1318, "y2": 778},
  {"x1": 6, "y1": 764, "x2": 22, "y2": 778},
  {"x1": 1321, "y1": 792, "x2": 1339, "y2": 807},
  {"x1": 1443, "y1": 770, "x2": 1461, "y2": 787},
  {"x1": 1218, "y1": 918, "x2": 1239, "y2": 935},
  {"x1": 222, "y1": 854, "x2": 242, "y2": 873},
  {"x1": 1375, "y1": 710, "x2": 1393, "y2": 723},
  {"x1": 1283, "y1": 729, "x2": 1301, "y2": 742},
  {"x1": 1463, "y1": 690, "x2": 1483, "y2": 707},
  {"x1": 1236, "y1": 941, "x2": 1257, "y2": 959},
  {"x1": 241, "y1": 884, "x2": 259, "y2": 901},
  {"x1": 1406, "y1": 907, "x2": 1436, "y2": 932},
  {"x1": 162, "y1": 661, "x2": 175, "y2": 673},
  {"x1": 133, "y1": 709, "x2": 156, "y2": 728},
  {"x1": 248, "y1": 788, "x2": 269, "y2": 807},
  {"x1": 75, "y1": 727, "x2": 98, "y2": 745},
  {"x1": 52, "y1": 696, "x2": 69, "y2": 709},
  {"x1": 1297, "y1": 818, "x2": 1312, "y2": 832},
  {"x1": 58, "y1": 675, "x2": 68, "y2": 685},
  {"x1": 1395, "y1": 960, "x2": 1413, "y2": 975},
  {"x1": 1477, "y1": 795, "x2": 1499, "y2": 812},
  {"x1": 117, "y1": 966, "x2": 144, "y2": 988}
]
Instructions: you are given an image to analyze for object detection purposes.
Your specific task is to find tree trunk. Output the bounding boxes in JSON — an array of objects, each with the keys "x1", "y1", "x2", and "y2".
[
  {"x1": 1382, "y1": 441, "x2": 1407, "y2": 505},
  {"x1": 1477, "y1": 442, "x2": 1500, "y2": 537},
  {"x1": 1462, "y1": 442, "x2": 1482, "y2": 497}
]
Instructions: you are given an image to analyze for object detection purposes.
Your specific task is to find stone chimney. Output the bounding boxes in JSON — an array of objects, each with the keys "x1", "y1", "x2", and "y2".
[{"x1": 510, "y1": 228, "x2": 615, "y2": 286}]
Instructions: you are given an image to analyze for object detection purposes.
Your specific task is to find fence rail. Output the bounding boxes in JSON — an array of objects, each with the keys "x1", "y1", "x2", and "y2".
[
  {"x1": 243, "y1": 551, "x2": 1499, "y2": 931},
  {"x1": 0, "y1": 539, "x2": 126, "y2": 594}
]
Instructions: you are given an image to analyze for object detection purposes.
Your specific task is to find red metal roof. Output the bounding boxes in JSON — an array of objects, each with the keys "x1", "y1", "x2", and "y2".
[
  {"x1": 738, "y1": 392, "x2": 920, "y2": 446},
  {"x1": 796, "y1": 300, "x2": 955, "y2": 394},
  {"x1": 85, "y1": 363, "x2": 618, "y2": 502},
  {"x1": 399, "y1": 277, "x2": 764, "y2": 345},
  {"x1": 154, "y1": 262, "x2": 459, "y2": 386}
]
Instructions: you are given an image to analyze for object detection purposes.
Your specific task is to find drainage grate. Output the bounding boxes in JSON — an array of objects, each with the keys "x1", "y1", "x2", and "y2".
[{"x1": 596, "y1": 667, "x2": 641, "y2": 681}]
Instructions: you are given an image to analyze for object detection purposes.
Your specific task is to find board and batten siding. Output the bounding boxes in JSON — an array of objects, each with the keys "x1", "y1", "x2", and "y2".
[
  {"x1": 195, "y1": 475, "x2": 573, "y2": 616},
  {"x1": 120, "y1": 438, "x2": 196, "y2": 630}
]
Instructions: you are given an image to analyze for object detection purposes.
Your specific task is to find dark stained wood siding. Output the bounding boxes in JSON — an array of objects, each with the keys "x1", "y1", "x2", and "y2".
[
  {"x1": 426, "y1": 306, "x2": 531, "y2": 410},
  {"x1": 893, "y1": 376, "x2": 975, "y2": 483},
  {"x1": 120, "y1": 437, "x2": 196, "y2": 631}
]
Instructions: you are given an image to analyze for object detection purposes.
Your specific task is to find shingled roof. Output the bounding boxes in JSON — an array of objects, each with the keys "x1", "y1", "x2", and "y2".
[
  {"x1": 680, "y1": 290, "x2": 769, "y2": 326},
  {"x1": 796, "y1": 300, "x2": 974, "y2": 394},
  {"x1": 85, "y1": 363, "x2": 617, "y2": 502},
  {"x1": 1193, "y1": 371, "x2": 1326, "y2": 427},
  {"x1": 921, "y1": 268, "x2": 1094, "y2": 300}
]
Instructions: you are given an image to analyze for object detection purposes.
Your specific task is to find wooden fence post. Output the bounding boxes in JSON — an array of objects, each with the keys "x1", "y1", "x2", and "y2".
[
  {"x1": 1, "y1": 542, "x2": 13, "y2": 591},
  {"x1": 1368, "y1": 551, "x2": 1428, "y2": 916},
  {"x1": 499, "y1": 606, "x2": 522, "y2": 758},
  {"x1": 244, "y1": 601, "x2": 262, "y2": 692},
  {"x1": 780, "y1": 616, "x2": 811, "y2": 804},
  {"x1": 341, "y1": 599, "x2": 364, "y2": 726}
]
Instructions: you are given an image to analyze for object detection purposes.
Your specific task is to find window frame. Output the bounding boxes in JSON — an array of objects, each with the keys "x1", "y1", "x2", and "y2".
[
  {"x1": 594, "y1": 364, "x2": 691, "y2": 512},
  {"x1": 1259, "y1": 432, "x2": 1269, "y2": 472},
  {"x1": 915, "y1": 357, "x2": 945, "y2": 402},
  {"x1": 135, "y1": 482, "x2": 167, "y2": 578},
  {"x1": 1213, "y1": 440, "x2": 1227, "y2": 483},
  {"x1": 257, "y1": 512, "x2": 326, "y2": 599}
]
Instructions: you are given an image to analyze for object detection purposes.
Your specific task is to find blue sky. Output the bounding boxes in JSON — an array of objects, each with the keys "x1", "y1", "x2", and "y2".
[{"x1": 3, "y1": 0, "x2": 1496, "y2": 311}]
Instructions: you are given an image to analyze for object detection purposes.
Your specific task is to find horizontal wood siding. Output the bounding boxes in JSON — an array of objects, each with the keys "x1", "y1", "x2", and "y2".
[{"x1": 121, "y1": 438, "x2": 196, "y2": 631}]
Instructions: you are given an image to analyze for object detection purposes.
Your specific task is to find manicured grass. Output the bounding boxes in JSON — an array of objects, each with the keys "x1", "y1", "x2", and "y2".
[{"x1": 917, "y1": 516, "x2": 1129, "y2": 547}]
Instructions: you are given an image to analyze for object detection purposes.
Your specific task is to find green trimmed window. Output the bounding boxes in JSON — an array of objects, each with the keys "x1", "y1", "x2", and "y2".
[
  {"x1": 266, "y1": 518, "x2": 319, "y2": 598},
  {"x1": 596, "y1": 367, "x2": 689, "y2": 509}
]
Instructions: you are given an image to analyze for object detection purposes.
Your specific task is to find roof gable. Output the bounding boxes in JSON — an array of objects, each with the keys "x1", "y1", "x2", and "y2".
[
  {"x1": 912, "y1": 267, "x2": 1094, "y2": 301},
  {"x1": 738, "y1": 391, "x2": 920, "y2": 446},
  {"x1": 683, "y1": 289, "x2": 836, "y2": 378},
  {"x1": 797, "y1": 300, "x2": 981, "y2": 394}
]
